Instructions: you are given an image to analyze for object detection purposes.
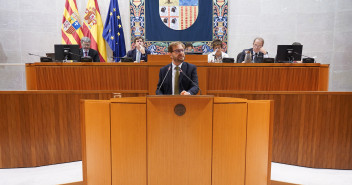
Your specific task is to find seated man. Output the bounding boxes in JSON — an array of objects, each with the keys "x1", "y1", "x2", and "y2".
[
  {"x1": 156, "y1": 42, "x2": 199, "y2": 95},
  {"x1": 237, "y1": 37, "x2": 268, "y2": 63},
  {"x1": 127, "y1": 36, "x2": 151, "y2": 63},
  {"x1": 79, "y1": 37, "x2": 100, "y2": 62},
  {"x1": 208, "y1": 39, "x2": 229, "y2": 63},
  {"x1": 184, "y1": 43, "x2": 194, "y2": 52}
]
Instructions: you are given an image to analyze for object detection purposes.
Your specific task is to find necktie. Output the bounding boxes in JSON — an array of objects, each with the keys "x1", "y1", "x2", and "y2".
[
  {"x1": 174, "y1": 66, "x2": 180, "y2": 95},
  {"x1": 254, "y1": 53, "x2": 258, "y2": 63},
  {"x1": 84, "y1": 51, "x2": 88, "y2": 57}
]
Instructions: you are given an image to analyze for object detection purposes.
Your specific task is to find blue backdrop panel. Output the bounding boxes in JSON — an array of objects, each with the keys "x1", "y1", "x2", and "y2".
[{"x1": 145, "y1": 0, "x2": 212, "y2": 42}]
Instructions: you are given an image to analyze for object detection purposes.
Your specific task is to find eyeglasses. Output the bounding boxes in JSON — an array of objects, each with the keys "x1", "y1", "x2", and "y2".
[
  {"x1": 172, "y1": 49, "x2": 185, "y2": 53},
  {"x1": 253, "y1": 44, "x2": 263, "y2": 48}
]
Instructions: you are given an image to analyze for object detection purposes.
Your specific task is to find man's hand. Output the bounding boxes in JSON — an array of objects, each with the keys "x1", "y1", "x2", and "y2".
[
  {"x1": 259, "y1": 47, "x2": 267, "y2": 55},
  {"x1": 180, "y1": 90, "x2": 191, "y2": 95},
  {"x1": 137, "y1": 44, "x2": 146, "y2": 54}
]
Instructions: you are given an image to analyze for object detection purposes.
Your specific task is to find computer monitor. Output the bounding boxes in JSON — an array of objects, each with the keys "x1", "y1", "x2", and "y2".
[
  {"x1": 54, "y1": 44, "x2": 80, "y2": 62},
  {"x1": 276, "y1": 45, "x2": 303, "y2": 63}
]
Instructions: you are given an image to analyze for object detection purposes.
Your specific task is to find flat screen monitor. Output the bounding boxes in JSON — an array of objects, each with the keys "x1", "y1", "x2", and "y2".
[
  {"x1": 54, "y1": 44, "x2": 80, "y2": 62},
  {"x1": 276, "y1": 45, "x2": 303, "y2": 63}
]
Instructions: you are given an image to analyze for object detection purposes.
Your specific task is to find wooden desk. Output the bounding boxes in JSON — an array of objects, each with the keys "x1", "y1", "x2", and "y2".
[
  {"x1": 26, "y1": 60, "x2": 329, "y2": 94},
  {"x1": 1, "y1": 91, "x2": 351, "y2": 169}
]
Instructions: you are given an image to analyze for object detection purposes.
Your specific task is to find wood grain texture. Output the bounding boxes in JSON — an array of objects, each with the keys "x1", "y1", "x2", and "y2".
[
  {"x1": 208, "y1": 91, "x2": 352, "y2": 169},
  {"x1": 246, "y1": 100, "x2": 273, "y2": 185},
  {"x1": 111, "y1": 102, "x2": 147, "y2": 185},
  {"x1": 147, "y1": 96, "x2": 213, "y2": 185},
  {"x1": 26, "y1": 62, "x2": 329, "y2": 92},
  {"x1": 83, "y1": 100, "x2": 111, "y2": 185},
  {"x1": 213, "y1": 102, "x2": 247, "y2": 185},
  {"x1": 0, "y1": 91, "x2": 147, "y2": 168}
]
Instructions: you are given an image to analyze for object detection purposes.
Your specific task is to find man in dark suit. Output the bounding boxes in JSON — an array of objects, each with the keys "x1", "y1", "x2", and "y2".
[
  {"x1": 79, "y1": 37, "x2": 100, "y2": 62},
  {"x1": 156, "y1": 42, "x2": 199, "y2": 95},
  {"x1": 237, "y1": 37, "x2": 268, "y2": 63},
  {"x1": 127, "y1": 36, "x2": 151, "y2": 62}
]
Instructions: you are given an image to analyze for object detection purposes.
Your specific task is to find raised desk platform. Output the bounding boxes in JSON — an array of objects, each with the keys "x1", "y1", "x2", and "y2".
[{"x1": 26, "y1": 56, "x2": 329, "y2": 94}]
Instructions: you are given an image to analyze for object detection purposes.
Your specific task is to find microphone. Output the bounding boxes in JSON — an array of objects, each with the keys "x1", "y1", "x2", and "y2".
[
  {"x1": 28, "y1": 53, "x2": 53, "y2": 62},
  {"x1": 179, "y1": 69, "x2": 202, "y2": 95},
  {"x1": 156, "y1": 66, "x2": 171, "y2": 95}
]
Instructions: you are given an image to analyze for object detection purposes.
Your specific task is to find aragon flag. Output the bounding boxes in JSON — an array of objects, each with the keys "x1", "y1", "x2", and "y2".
[
  {"x1": 61, "y1": 0, "x2": 83, "y2": 46},
  {"x1": 82, "y1": 0, "x2": 107, "y2": 62}
]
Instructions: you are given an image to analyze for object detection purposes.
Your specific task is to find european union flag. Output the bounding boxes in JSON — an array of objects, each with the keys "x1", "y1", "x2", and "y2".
[{"x1": 103, "y1": 0, "x2": 126, "y2": 62}]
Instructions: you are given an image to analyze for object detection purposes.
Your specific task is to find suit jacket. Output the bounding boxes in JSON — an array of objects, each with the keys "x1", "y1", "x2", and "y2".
[
  {"x1": 156, "y1": 62, "x2": 199, "y2": 95},
  {"x1": 79, "y1": 48, "x2": 100, "y2": 62},
  {"x1": 236, "y1": 48, "x2": 264, "y2": 63},
  {"x1": 126, "y1": 48, "x2": 151, "y2": 62}
]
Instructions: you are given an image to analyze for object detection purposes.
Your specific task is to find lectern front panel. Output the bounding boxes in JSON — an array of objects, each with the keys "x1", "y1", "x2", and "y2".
[
  {"x1": 147, "y1": 96, "x2": 213, "y2": 185},
  {"x1": 111, "y1": 103, "x2": 147, "y2": 185}
]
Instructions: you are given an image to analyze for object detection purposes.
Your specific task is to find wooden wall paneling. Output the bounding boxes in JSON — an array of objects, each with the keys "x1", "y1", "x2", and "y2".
[
  {"x1": 212, "y1": 102, "x2": 247, "y2": 185},
  {"x1": 208, "y1": 91, "x2": 352, "y2": 169},
  {"x1": 207, "y1": 67, "x2": 322, "y2": 91},
  {"x1": 25, "y1": 64, "x2": 37, "y2": 90},
  {"x1": 111, "y1": 101, "x2": 147, "y2": 185},
  {"x1": 0, "y1": 91, "x2": 147, "y2": 168},
  {"x1": 147, "y1": 96, "x2": 213, "y2": 185},
  {"x1": 34, "y1": 65, "x2": 149, "y2": 90},
  {"x1": 318, "y1": 65, "x2": 329, "y2": 90},
  {"x1": 148, "y1": 65, "x2": 163, "y2": 95}
]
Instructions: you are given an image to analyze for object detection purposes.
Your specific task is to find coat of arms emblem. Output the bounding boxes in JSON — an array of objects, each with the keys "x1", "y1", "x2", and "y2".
[{"x1": 159, "y1": 0, "x2": 199, "y2": 30}]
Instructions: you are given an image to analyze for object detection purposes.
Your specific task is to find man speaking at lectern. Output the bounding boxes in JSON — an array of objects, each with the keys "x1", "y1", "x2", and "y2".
[{"x1": 156, "y1": 42, "x2": 199, "y2": 95}]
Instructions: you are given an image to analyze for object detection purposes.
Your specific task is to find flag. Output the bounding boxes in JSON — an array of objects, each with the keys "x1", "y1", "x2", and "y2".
[
  {"x1": 82, "y1": 0, "x2": 107, "y2": 62},
  {"x1": 61, "y1": 0, "x2": 83, "y2": 46},
  {"x1": 103, "y1": 0, "x2": 126, "y2": 62}
]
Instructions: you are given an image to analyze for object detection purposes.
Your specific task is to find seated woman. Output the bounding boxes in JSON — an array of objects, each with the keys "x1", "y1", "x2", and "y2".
[{"x1": 208, "y1": 39, "x2": 229, "y2": 63}]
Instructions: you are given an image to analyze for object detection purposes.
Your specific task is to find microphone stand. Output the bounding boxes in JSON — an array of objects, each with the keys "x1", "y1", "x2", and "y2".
[{"x1": 179, "y1": 69, "x2": 202, "y2": 95}]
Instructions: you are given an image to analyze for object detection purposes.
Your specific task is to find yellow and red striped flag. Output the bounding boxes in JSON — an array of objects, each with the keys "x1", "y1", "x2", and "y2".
[
  {"x1": 82, "y1": 0, "x2": 107, "y2": 62},
  {"x1": 61, "y1": 0, "x2": 83, "y2": 46}
]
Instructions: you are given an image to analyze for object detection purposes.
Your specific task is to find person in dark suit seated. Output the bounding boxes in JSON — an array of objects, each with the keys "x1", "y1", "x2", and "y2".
[
  {"x1": 127, "y1": 36, "x2": 151, "y2": 63},
  {"x1": 79, "y1": 37, "x2": 100, "y2": 62},
  {"x1": 156, "y1": 42, "x2": 199, "y2": 95},
  {"x1": 237, "y1": 37, "x2": 268, "y2": 63}
]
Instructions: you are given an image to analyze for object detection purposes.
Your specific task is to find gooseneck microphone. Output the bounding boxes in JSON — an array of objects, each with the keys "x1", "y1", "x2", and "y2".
[
  {"x1": 179, "y1": 69, "x2": 202, "y2": 95},
  {"x1": 156, "y1": 66, "x2": 171, "y2": 94}
]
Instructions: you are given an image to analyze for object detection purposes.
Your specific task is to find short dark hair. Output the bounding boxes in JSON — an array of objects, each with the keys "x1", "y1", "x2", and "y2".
[
  {"x1": 292, "y1": 42, "x2": 302, "y2": 45},
  {"x1": 168, "y1": 42, "x2": 185, "y2": 53},
  {"x1": 253, "y1": 37, "x2": 264, "y2": 46},
  {"x1": 133, "y1": 36, "x2": 144, "y2": 43},
  {"x1": 185, "y1": 43, "x2": 193, "y2": 48},
  {"x1": 212, "y1": 39, "x2": 223, "y2": 49}
]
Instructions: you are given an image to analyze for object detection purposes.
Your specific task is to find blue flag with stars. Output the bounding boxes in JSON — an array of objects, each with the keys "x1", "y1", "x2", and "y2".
[{"x1": 103, "y1": 0, "x2": 126, "y2": 62}]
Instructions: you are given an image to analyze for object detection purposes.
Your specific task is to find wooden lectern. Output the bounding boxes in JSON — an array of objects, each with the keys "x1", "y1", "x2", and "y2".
[{"x1": 81, "y1": 96, "x2": 273, "y2": 185}]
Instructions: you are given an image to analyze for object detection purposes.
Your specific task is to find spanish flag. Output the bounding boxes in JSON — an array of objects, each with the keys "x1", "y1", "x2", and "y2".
[
  {"x1": 61, "y1": 0, "x2": 83, "y2": 46},
  {"x1": 82, "y1": 0, "x2": 107, "y2": 62}
]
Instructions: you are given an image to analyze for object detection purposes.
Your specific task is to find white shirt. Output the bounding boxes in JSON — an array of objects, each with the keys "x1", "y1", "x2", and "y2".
[
  {"x1": 171, "y1": 62, "x2": 183, "y2": 95},
  {"x1": 208, "y1": 51, "x2": 229, "y2": 63}
]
